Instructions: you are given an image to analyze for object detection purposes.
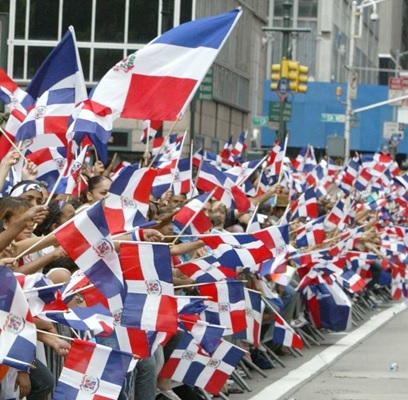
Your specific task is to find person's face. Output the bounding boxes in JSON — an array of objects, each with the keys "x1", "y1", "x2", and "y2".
[
  {"x1": 59, "y1": 203, "x2": 76, "y2": 226},
  {"x1": 86, "y1": 179, "x2": 112, "y2": 203},
  {"x1": 170, "y1": 195, "x2": 186, "y2": 209},
  {"x1": 202, "y1": 201, "x2": 212, "y2": 217},
  {"x1": 148, "y1": 202, "x2": 159, "y2": 221},
  {"x1": 4, "y1": 208, "x2": 33, "y2": 241},
  {"x1": 19, "y1": 189, "x2": 43, "y2": 206}
]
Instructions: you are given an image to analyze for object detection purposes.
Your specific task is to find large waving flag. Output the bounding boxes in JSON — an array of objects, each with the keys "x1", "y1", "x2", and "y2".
[
  {"x1": 53, "y1": 339, "x2": 132, "y2": 400},
  {"x1": 90, "y1": 8, "x2": 242, "y2": 121},
  {"x1": 54, "y1": 201, "x2": 125, "y2": 300},
  {"x1": 15, "y1": 27, "x2": 87, "y2": 144},
  {"x1": 159, "y1": 331, "x2": 245, "y2": 395},
  {"x1": 0, "y1": 267, "x2": 37, "y2": 372}
]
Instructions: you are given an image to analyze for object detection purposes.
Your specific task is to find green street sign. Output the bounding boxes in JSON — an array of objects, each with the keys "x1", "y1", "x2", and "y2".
[
  {"x1": 320, "y1": 113, "x2": 346, "y2": 123},
  {"x1": 252, "y1": 116, "x2": 269, "y2": 126},
  {"x1": 196, "y1": 68, "x2": 213, "y2": 101},
  {"x1": 269, "y1": 101, "x2": 292, "y2": 122}
]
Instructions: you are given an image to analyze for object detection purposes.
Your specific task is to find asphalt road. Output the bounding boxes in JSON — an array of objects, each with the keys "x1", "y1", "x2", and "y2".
[{"x1": 226, "y1": 298, "x2": 408, "y2": 400}]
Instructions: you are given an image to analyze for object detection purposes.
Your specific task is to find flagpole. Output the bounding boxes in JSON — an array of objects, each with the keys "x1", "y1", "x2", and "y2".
[
  {"x1": 148, "y1": 119, "x2": 179, "y2": 168},
  {"x1": 44, "y1": 161, "x2": 69, "y2": 207},
  {"x1": 245, "y1": 203, "x2": 259, "y2": 233},
  {"x1": 13, "y1": 231, "x2": 56, "y2": 261},
  {"x1": 277, "y1": 135, "x2": 289, "y2": 184},
  {"x1": 23, "y1": 282, "x2": 66, "y2": 293},
  {"x1": 174, "y1": 280, "x2": 247, "y2": 289},
  {"x1": 171, "y1": 188, "x2": 216, "y2": 245},
  {"x1": 0, "y1": 127, "x2": 29, "y2": 163}
]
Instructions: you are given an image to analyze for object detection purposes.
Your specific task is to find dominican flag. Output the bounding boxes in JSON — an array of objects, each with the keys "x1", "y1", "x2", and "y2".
[
  {"x1": 173, "y1": 192, "x2": 213, "y2": 236},
  {"x1": 159, "y1": 331, "x2": 245, "y2": 395},
  {"x1": 225, "y1": 157, "x2": 265, "y2": 186},
  {"x1": 291, "y1": 187, "x2": 318, "y2": 219},
  {"x1": 54, "y1": 201, "x2": 125, "y2": 300},
  {"x1": 198, "y1": 280, "x2": 247, "y2": 334},
  {"x1": 253, "y1": 224, "x2": 290, "y2": 275},
  {"x1": 336, "y1": 269, "x2": 366, "y2": 293},
  {"x1": 67, "y1": 99, "x2": 113, "y2": 164},
  {"x1": 120, "y1": 243, "x2": 178, "y2": 334},
  {"x1": 113, "y1": 325, "x2": 169, "y2": 360},
  {"x1": 16, "y1": 272, "x2": 67, "y2": 316},
  {"x1": 26, "y1": 146, "x2": 67, "y2": 188},
  {"x1": 301, "y1": 277, "x2": 352, "y2": 331},
  {"x1": 231, "y1": 131, "x2": 247, "y2": 162},
  {"x1": 177, "y1": 296, "x2": 209, "y2": 316},
  {"x1": 42, "y1": 304, "x2": 114, "y2": 337},
  {"x1": 273, "y1": 313, "x2": 303, "y2": 349},
  {"x1": 200, "y1": 234, "x2": 272, "y2": 270},
  {"x1": 53, "y1": 339, "x2": 132, "y2": 400},
  {"x1": 220, "y1": 135, "x2": 233, "y2": 160},
  {"x1": 233, "y1": 288, "x2": 264, "y2": 348},
  {"x1": 171, "y1": 157, "x2": 192, "y2": 195},
  {"x1": 0, "y1": 69, "x2": 35, "y2": 158},
  {"x1": 295, "y1": 216, "x2": 325, "y2": 247},
  {"x1": 0, "y1": 267, "x2": 37, "y2": 372},
  {"x1": 264, "y1": 139, "x2": 286, "y2": 178},
  {"x1": 91, "y1": 8, "x2": 242, "y2": 121},
  {"x1": 176, "y1": 255, "x2": 237, "y2": 284},
  {"x1": 291, "y1": 147, "x2": 309, "y2": 172},
  {"x1": 15, "y1": 27, "x2": 87, "y2": 144},
  {"x1": 141, "y1": 119, "x2": 162, "y2": 143},
  {"x1": 104, "y1": 165, "x2": 157, "y2": 235},
  {"x1": 52, "y1": 145, "x2": 88, "y2": 195},
  {"x1": 179, "y1": 315, "x2": 225, "y2": 355}
]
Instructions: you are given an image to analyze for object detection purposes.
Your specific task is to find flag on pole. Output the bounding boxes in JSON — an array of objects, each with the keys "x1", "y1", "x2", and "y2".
[
  {"x1": 159, "y1": 331, "x2": 245, "y2": 395},
  {"x1": 53, "y1": 339, "x2": 132, "y2": 400},
  {"x1": 90, "y1": 8, "x2": 242, "y2": 121}
]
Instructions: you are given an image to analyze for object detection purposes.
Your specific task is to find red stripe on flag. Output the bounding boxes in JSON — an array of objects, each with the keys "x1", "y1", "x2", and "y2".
[{"x1": 122, "y1": 74, "x2": 197, "y2": 121}]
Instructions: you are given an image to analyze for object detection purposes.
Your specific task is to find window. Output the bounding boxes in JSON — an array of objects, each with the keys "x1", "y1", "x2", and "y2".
[
  {"x1": 110, "y1": 130, "x2": 132, "y2": 150},
  {"x1": 62, "y1": 0, "x2": 92, "y2": 42},
  {"x1": 95, "y1": 0, "x2": 126, "y2": 43},
  {"x1": 15, "y1": 0, "x2": 26, "y2": 39},
  {"x1": 128, "y1": 0, "x2": 159, "y2": 43},
  {"x1": 27, "y1": 46, "x2": 54, "y2": 78},
  {"x1": 12, "y1": 46, "x2": 24, "y2": 79},
  {"x1": 29, "y1": 0, "x2": 59, "y2": 40},
  {"x1": 180, "y1": 0, "x2": 193, "y2": 24}
]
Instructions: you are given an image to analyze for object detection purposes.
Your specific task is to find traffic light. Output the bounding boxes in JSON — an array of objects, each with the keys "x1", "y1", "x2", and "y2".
[
  {"x1": 270, "y1": 63, "x2": 282, "y2": 91},
  {"x1": 270, "y1": 58, "x2": 289, "y2": 91},
  {"x1": 287, "y1": 60, "x2": 308, "y2": 93}
]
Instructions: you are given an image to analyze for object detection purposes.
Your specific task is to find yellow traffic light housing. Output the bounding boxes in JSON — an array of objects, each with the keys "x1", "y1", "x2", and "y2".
[
  {"x1": 286, "y1": 60, "x2": 308, "y2": 93},
  {"x1": 270, "y1": 63, "x2": 281, "y2": 90}
]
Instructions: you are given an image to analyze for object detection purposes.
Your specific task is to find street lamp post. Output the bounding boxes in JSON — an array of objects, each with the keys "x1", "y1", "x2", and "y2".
[
  {"x1": 344, "y1": 0, "x2": 383, "y2": 162},
  {"x1": 344, "y1": 0, "x2": 357, "y2": 163}
]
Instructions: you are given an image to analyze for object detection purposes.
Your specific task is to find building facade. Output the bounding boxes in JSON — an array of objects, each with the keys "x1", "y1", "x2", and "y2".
[{"x1": 0, "y1": 0, "x2": 268, "y2": 161}]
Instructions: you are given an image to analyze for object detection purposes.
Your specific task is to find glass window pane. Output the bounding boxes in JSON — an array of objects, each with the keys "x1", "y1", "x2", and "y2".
[
  {"x1": 93, "y1": 49, "x2": 124, "y2": 81},
  {"x1": 95, "y1": 0, "x2": 125, "y2": 42},
  {"x1": 161, "y1": 0, "x2": 174, "y2": 33},
  {"x1": 128, "y1": 0, "x2": 159, "y2": 43},
  {"x1": 62, "y1": 0, "x2": 92, "y2": 42},
  {"x1": 299, "y1": 0, "x2": 318, "y2": 17},
  {"x1": 27, "y1": 46, "x2": 53, "y2": 79},
  {"x1": 78, "y1": 48, "x2": 90, "y2": 82},
  {"x1": 29, "y1": 0, "x2": 58, "y2": 40},
  {"x1": 15, "y1": 0, "x2": 26, "y2": 39},
  {"x1": 180, "y1": 0, "x2": 192, "y2": 24},
  {"x1": 12, "y1": 46, "x2": 25, "y2": 79}
]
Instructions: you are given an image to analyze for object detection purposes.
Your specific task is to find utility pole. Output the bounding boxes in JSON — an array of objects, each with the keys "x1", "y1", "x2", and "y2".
[{"x1": 263, "y1": 0, "x2": 310, "y2": 143}]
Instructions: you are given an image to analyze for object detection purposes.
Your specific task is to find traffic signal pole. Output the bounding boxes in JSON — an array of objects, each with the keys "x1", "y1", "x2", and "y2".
[{"x1": 263, "y1": 0, "x2": 310, "y2": 143}]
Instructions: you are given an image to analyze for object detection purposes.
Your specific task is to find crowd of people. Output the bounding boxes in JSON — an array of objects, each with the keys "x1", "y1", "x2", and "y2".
[{"x1": 0, "y1": 145, "x2": 405, "y2": 400}]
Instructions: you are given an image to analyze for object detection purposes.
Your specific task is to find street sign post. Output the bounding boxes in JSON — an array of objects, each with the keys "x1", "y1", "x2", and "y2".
[
  {"x1": 383, "y1": 121, "x2": 404, "y2": 140},
  {"x1": 269, "y1": 101, "x2": 292, "y2": 122}
]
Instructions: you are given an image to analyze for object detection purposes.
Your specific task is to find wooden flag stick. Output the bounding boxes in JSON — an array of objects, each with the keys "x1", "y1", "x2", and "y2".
[
  {"x1": 43, "y1": 161, "x2": 69, "y2": 207},
  {"x1": 0, "y1": 127, "x2": 29, "y2": 163},
  {"x1": 148, "y1": 119, "x2": 179, "y2": 168},
  {"x1": 13, "y1": 231, "x2": 55, "y2": 261},
  {"x1": 36, "y1": 328, "x2": 75, "y2": 342},
  {"x1": 24, "y1": 282, "x2": 66, "y2": 293},
  {"x1": 171, "y1": 188, "x2": 216, "y2": 245},
  {"x1": 174, "y1": 280, "x2": 247, "y2": 290}
]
